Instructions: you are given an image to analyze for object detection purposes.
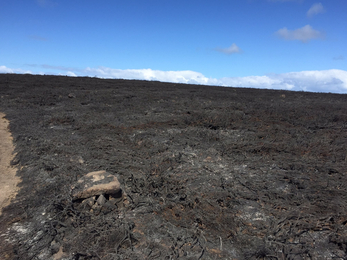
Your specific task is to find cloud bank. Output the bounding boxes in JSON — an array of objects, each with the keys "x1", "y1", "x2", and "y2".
[
  {"x1": 0, "y1": 66, "x2": 32, "y2": 74},
  {"x1": 1, "y1": 65, "x2": 347, "y2": 93},
  {"x1": 276, "y1": 25, "x2": 323, "y2": 42},
  {"x1": 307, "y1": 3, "x2": 325, "y2": 17}
]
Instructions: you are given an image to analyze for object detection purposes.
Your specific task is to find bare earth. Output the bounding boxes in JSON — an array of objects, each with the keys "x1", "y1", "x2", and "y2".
[{"x1": 0, "y1": 112, "x2": 20, "y2": 216}]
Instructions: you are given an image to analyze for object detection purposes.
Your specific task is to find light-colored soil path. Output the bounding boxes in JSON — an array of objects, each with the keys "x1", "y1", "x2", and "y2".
[{"x1": 0, "y1": 113, "x2": 20, "y2": 216}]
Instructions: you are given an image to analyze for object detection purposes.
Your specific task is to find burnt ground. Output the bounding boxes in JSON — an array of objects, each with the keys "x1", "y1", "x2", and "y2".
[{"x1": 0, "y1": 73, "x2": 347, "y2": 260}]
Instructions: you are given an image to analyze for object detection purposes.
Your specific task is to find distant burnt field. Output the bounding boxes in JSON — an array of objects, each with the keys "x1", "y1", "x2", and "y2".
[{"x1": 1, "y1": 73, "x2": 347, "y2": 259}]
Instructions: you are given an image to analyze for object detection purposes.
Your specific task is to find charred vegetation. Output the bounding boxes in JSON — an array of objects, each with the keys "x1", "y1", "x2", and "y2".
[{"x1": 0, "y1": 74, "x2": 347, "y2": 259}]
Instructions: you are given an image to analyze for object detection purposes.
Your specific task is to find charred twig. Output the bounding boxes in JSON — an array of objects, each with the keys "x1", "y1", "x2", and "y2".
[{"x1": 197, "y1": 248, "x2": 205, "y2": 260}]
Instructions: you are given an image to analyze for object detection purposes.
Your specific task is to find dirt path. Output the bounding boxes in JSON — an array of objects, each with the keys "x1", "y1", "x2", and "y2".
[{"x1": 0, "y1": 113, "x2": 20, "y2": 216}]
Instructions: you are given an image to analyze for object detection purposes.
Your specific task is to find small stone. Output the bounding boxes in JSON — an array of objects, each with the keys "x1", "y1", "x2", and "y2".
[
  {"x1": 81, "y1": 196, "x2": 96, "y2": 208},
  {"x1": 96, "y1": 194, "x2": 106, "y2": 206},
  {"x1": 68, "y1": 93, "x2": 76, "y2": 98},
  {"x1": 71, "y1": 170, "x2": 121, "y2": 200},
  {"x1": 50, "y1": 241, "x2": 61, "y2": 254},
  {"x1": 123, "y1": 196, "x2": 130, "y2": 207},
  {"x1": 203, "y1": 156, "x2": 213, "y2": 162},
  {"x1": 92, "y1": 203, "x2": 101, "y2": 210},
  {"x1": 104, "y1": 200, "x2": 117, "y2": 210}
]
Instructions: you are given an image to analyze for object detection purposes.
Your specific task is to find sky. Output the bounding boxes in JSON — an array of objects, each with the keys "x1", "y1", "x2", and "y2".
[{"x1": 1, "y1": 0, "x2": 347, "y2": 93}]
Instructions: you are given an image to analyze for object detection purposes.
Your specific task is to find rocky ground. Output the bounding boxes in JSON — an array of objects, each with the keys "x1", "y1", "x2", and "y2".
[{"x1": 0, "y1": 73, "x2": 347, "y2": 259}]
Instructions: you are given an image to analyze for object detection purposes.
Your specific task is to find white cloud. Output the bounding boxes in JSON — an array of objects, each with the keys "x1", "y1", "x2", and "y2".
[
  {"x1": 56, "y1": 67, "x2": 347, "y2": 93},
  {"x1": 0, "y1": 65, "x2": 32, "y2": 74},
  {"x1": 307, "y1": 3, "x2": 325, "y2": 17},
  {"x1": 276, "y1": 25, "x2": 323, "y2": 42},
  {"x1": 216, "y1": 70, "x2": 347, "y2": 93},
  {"x1": 215, "y1": 43, "x2": 243, "y2": 55},
  {"x1": 84, "y1": 67, "x2": 210, "y2": 84},
  {"x1": 257, "y1": 70, "x2": 347, "y2": 93},
  {"x1": 2, "y1": 65, "x2": 347, "y2": 93},
  {"x1": 66, "y1": 71, "x2": 77, "y2": 77},
  {"x1": 0, "y1": 66, "x2": 13, "y2": 73}
]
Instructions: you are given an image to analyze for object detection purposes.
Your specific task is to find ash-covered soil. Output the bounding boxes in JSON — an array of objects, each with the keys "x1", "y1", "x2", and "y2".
[{"x1": 0, "y1": 74, "x2": 347, "y2": 260}]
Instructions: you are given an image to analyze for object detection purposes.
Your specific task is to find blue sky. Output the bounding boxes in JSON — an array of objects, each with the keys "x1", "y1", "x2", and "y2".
[{"x1": 1, "y1": 0, "x2": 347, "y2": 93}]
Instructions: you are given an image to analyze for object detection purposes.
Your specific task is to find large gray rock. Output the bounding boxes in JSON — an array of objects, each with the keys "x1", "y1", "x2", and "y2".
[{"x1": 71, "y1": 170, "x2": 121, "y2": 200}]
